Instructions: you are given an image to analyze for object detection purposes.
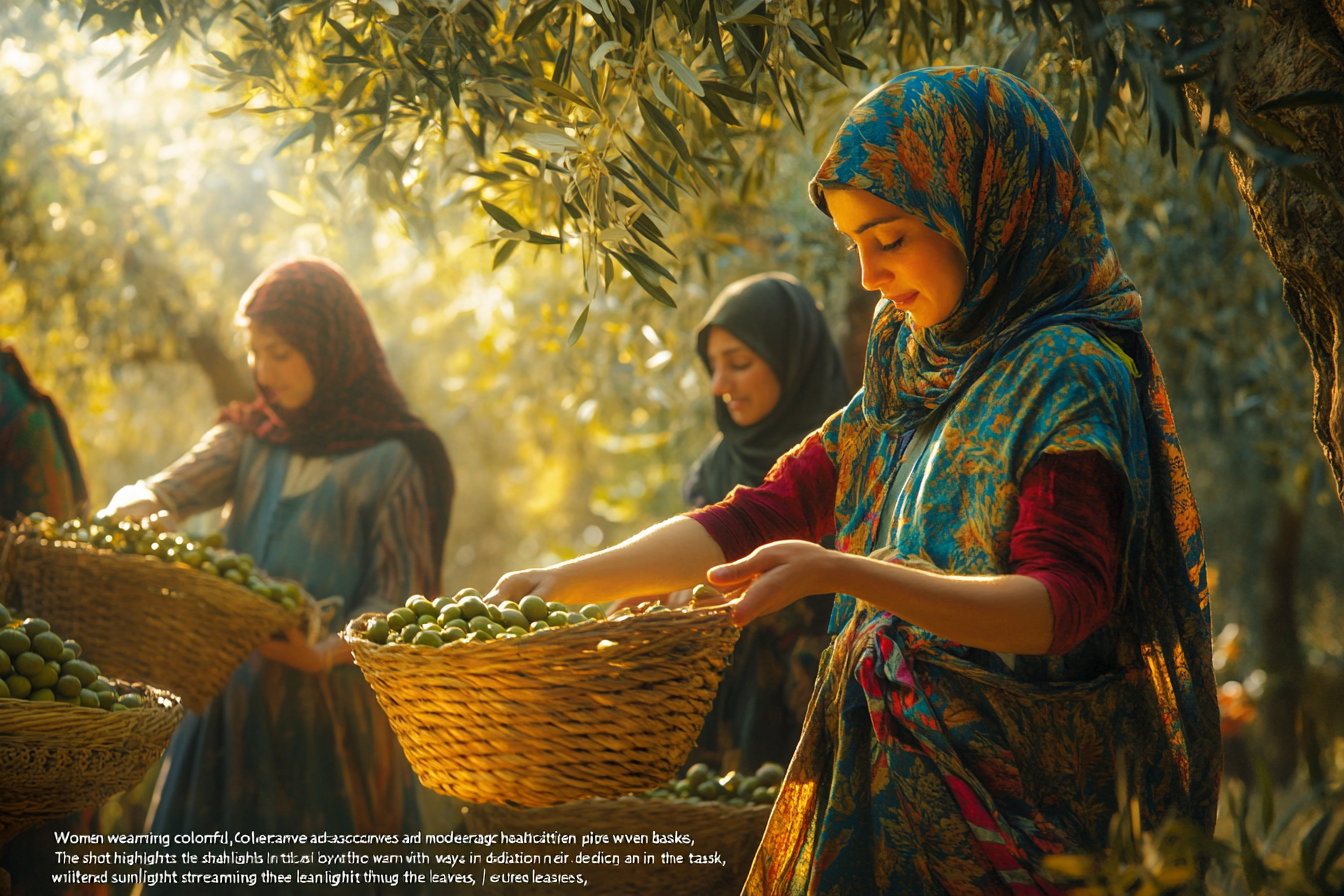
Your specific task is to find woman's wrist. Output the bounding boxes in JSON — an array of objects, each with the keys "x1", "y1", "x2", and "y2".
[{"x1": 821, "y1": 549, "x2": 869, "y2": 596}]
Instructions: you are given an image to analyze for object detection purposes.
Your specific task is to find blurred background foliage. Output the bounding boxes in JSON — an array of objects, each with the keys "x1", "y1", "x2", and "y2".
[{"x1": 2, "y1": 0, "x2": 1344, "y2": 884}]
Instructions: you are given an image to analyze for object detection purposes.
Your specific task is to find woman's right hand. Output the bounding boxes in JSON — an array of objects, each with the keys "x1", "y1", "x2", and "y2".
[
  {"x1": 100, "y1": 484, "x2": 174, "y2": 529},
  {"x1": 486, "y1": 567, "x2": 572, "y2": 605}
]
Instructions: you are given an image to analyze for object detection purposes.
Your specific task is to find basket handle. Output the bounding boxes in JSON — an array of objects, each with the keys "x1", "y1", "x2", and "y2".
[{"x1": 309, "y1": 595, "x2": 344, "y2": 643}]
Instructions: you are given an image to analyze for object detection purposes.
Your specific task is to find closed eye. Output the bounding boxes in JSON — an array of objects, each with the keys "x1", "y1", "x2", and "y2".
[{"x1": 880, "y1": 236, "x2": 905, "y2": 252}]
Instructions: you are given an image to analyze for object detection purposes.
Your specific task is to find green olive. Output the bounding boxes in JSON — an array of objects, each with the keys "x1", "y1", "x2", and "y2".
[
  {"x1": 413, "y1": 630, "x2": 443, "y2": 648},
  {"x1": 500, "y1": 608, "x2": 529, "y2": 630},
  {"x1": 519, "y1": 595, "x2": 548, "y2": 623},
  {"x1": 457, "y1": 597, "x2": 489, "y2": 620}
]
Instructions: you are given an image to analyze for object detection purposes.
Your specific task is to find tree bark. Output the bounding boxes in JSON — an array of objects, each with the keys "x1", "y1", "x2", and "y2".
[
  {"x1": 186, "y1": 330, "x2": 254, "y2": 406},
  {"x1": 1211, "y1": 0, "x2": 1344, "y2": 509},
  {"x1": 122, "y1": 248, "x2": 253, "y2": 406}
]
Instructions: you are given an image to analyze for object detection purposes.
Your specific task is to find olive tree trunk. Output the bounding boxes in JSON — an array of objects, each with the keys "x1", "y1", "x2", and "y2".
[{"x1": 1208, "y1": 0, "x2": 1344, "y2": 510}]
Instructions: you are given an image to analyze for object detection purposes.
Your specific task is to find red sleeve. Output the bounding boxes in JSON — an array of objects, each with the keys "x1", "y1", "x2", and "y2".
[
  {"x1": 1009, "y1": 451, "x2": 1125, "y2": 655},
  {"x1": 686, "y1": 432, "x2": 838, "y2": 562}
]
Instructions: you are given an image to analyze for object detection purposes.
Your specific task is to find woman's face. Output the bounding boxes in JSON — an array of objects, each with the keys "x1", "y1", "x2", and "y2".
[
  {"x1": 705, "y1": 326, "x2": 781, "y2": 427},
  {"x1": 247, "y1": 324, "x2": 316, "y2": 410},
  {"x1": 825, "y1": 187, "x2": 968, "y2": 329}
]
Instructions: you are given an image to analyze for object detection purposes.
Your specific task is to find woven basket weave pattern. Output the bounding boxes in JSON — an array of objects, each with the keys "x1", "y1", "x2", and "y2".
[
  {"x1": 345, "y1": 606, "x2": 739, "y2": 808},
  {"x1": 464, "y1": 797, "x2": 771, "y2": 896},
  {"x1": 4, "y1": 533, "x2": 304, "y2": 713},
  {"x1": 1, "y1": 684, "x2": 183, "y2": 843}
]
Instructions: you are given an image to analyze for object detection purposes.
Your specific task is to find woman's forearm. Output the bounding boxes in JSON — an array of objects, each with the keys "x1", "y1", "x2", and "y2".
[
  {"x1": 491, "y1": 516, "x2": 726, "y2": 605},
  {"x1": 557, "y1": 517, "x2": 726, "y2": 597},
  {"x1": 826, "y1": 553, "x2": 1053, "y2": 654}
]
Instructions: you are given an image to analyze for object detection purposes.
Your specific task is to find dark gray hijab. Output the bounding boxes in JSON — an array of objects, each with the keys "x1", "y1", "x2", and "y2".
[{"x1": 683, "y1": 273, "x2": 853, "y2": 507}]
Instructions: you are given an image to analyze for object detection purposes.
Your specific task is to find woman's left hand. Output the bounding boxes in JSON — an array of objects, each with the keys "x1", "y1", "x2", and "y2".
[
  {"x1": 707, "y1": 540, "x2": 840, "y2": 627},
  {"x1": 256, "y1": 628, "x2": 354, "y2": 673}
]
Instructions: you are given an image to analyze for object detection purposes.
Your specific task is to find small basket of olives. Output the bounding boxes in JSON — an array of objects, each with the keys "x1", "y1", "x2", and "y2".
[
  {"x1": 0, "y1": 603, "x2": 184, "y2": 842},
  {"x1": 1, "y1": 515, "x2": 313, "y2": 712},
  {"x1": 343, "y1": 589, "x2": 741, "y2": 808}
]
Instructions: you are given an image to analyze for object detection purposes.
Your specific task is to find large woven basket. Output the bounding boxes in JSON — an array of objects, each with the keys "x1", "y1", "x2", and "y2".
[
  {"x1": 0, "y1": 683, "x2": 184, "y2": 846},
  {"x1": 1, "y1": 530, "x2": 310, "y2": 713},
  {"x1": 344, "y1": 605, "x2": 739, "y2": 807},
  {"x1": 463, "y1": 797, "x2": 772, "y2": 896}
]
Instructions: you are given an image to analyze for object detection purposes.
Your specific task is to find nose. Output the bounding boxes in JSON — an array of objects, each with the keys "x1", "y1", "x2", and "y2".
[
  {"x1": 252, "y1": 354, "x2": 274, "y2": 388},
  {"x1": 710, "y1": 364, "x2": 731, "y2": 397},
  {"x1": 857, "y1": 246, "x2": 892, "y2": 295}
]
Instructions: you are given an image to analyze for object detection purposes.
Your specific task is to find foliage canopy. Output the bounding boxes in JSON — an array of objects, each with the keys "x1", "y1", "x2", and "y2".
[{"x1": 73, "y1": 0, "x2": 1342, "y2": 334}]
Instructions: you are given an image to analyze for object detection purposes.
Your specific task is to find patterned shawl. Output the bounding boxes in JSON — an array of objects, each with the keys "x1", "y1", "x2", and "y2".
[
  {"x1": 747, "y1": 68, "x2": 1221, "y2": 894},
  {"x1": 221, "y1": 258, "x2": 453, "y2": 583}
]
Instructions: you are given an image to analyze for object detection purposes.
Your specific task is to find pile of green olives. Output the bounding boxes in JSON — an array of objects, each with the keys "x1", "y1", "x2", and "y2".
[
  {"x1": 0, "y1": 604, "x2": 146, "y2": 710},
  {"x1": 353, "y1": 589, "x2": 671, "y2": 648},
  {"x1": 22, "y1": 513, "x2": 302, "y2": 611}
]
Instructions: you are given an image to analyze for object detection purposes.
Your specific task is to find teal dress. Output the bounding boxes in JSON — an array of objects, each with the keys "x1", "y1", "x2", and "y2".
[{"x1": 143, "y1": 423, "x2": 434, "y2": 892}]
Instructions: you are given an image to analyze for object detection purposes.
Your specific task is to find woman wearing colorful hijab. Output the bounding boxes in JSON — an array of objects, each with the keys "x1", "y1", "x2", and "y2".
[
  {"x1": 681, "y1": 273, "x2": 851, "y2": 773},
  {"x1": 489, "y1": 67, "x2": 1219, "y2": 893},
  {"x1": 102, "y1": 258, "x2": 452, "y2": 887}
]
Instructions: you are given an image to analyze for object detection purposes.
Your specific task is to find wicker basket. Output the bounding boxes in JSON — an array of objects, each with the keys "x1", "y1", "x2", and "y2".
[
  {"x1": 1, "y1": 530, "x2": 311, "y2": 713},
  {"x1": 344, "y1": 605, "x2": 740, "y2": 807},
  {"x1": 0, "y1": 683, "x2": 184, "y2": 846},
  {"x1": 463, "y1": 797, "x2": 772, "y2": 896}
]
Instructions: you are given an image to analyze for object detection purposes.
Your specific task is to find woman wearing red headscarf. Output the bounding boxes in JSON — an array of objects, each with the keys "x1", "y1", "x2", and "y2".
[{"x1": 102, "y1": 258, "x2": 452, "y2": 883}]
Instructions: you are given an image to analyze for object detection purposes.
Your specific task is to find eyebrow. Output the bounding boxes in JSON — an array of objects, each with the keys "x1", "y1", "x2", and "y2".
[{"x1": 854, "y1": 215, "x2": 904, "y2": 234}]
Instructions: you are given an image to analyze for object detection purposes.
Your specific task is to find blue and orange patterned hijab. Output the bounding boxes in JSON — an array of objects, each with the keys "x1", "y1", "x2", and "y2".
[{"x1": 810, "y1": 66, "x2": 1143, "y2": 431}]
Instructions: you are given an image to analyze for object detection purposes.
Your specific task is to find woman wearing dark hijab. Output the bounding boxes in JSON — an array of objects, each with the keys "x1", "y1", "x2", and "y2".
[
  {"x1": 102, "y1": 258, "x2": 452, "y2": 892},
  {"x1": 684, "y1": 273, "x2": 852, "y2": 508},
  {"x1": 681, "y1": 272, "x2": 852, "y2": 773}
]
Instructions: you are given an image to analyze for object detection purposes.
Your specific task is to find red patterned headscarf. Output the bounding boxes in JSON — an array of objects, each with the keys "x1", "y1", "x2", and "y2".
[{"x1": 219, "y1": 258, "x2": 453, "y2": 585}]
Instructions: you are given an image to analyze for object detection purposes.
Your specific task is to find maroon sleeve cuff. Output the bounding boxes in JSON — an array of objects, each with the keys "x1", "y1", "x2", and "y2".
[
  {"x1": 685, "y1": 432, "x2": 838, "y2": 563},
  {"x1": 688, "y1": 498, "x2": 761, "y2": 563},
  {"x1": 1009, "y1": 451, "x2": 1125, "y2": 655}
]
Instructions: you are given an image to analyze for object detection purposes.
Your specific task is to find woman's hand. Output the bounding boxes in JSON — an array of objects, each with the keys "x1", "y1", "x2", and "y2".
[
  {"x1": 708, "y1": 540, "x2": 841, "y2": 627},
  {"x1": 486, "y1": 567, "x2": 572, "y2": 605},
  {"x1": 256, "y1": 628, "x2": 354, "y2": 673},
  {"x1": 100, "y1": 484, "x2": 175, "y2": 528},
  {"x1": 713, "y1": 544, "x2": 1056, "y2": 654}
]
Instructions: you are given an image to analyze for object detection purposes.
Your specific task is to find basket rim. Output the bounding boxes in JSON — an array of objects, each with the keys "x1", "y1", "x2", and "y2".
[
  {"x1": 343, "y1": 604, "x2": 735, "y2": 657},
  {"x1": 11, "y1": 532, "x2": 310, "y2": 622},
  {"x1": 469, "y1": 793, "x2": 775, "y2": 814},
  {"x1": 0, "y1": 696, "x2": 182, "y2": 719},
  {"x1": 0, "y1": 682, "x2": 185, "y2": 751},
  {"x1": 0, "y1": 681, "x2": 182, "y2": 719}
]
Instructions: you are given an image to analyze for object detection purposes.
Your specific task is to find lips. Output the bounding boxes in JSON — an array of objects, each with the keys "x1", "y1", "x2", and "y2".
[{"x1": 886, "y1": 290, "x2": 919, "y2": 308}]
